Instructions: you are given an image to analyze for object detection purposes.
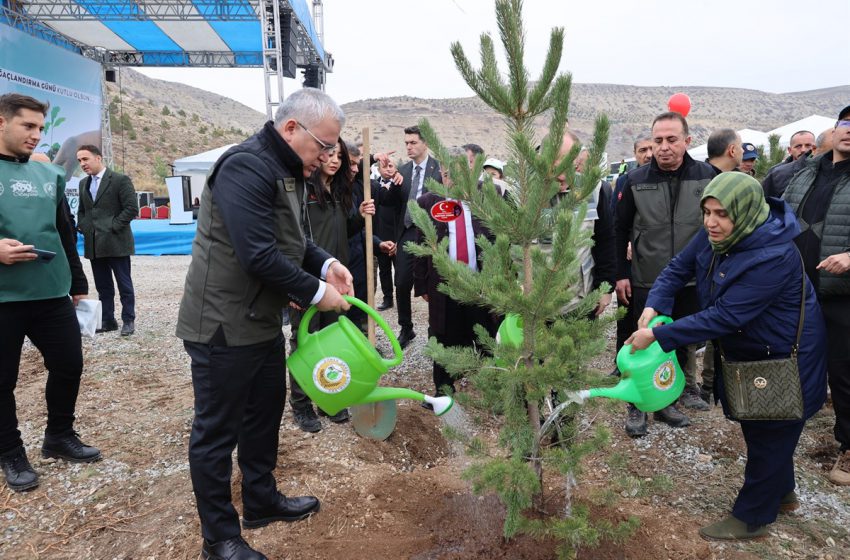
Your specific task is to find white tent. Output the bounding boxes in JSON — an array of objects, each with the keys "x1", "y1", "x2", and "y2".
[
  {"x1": 687, "y1": 115, "x2": 834, "y2": 161},
  {"x1": 688, "y1": 128, "x2": 771, "y2": 162},
  {"x1": 766, "y1": 115, "x2": 834, "y2": 146},
  {"x1": 172, "y1": 144, "x2": 236, "y2": 203}
]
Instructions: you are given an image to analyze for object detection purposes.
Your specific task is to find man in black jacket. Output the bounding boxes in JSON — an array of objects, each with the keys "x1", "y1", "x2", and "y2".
[
  {"x1": 615, "y1": 112, "x2": 717, "y2": 436},
  {"x1": 76, "y1": 145, "x2": 138, "y2": 335},
  {"x1": 386, "y1": 126, "x2": 442, "y2": 348},
  {"x1": 176, "y1": 88, "x2": 354, "y2": 560},
  {"x1": 783, "y1": 106, "x2": 850, "y2": 487},
  {"x1": 762, "y1": 130, "x2": 817, "y2": 198}
]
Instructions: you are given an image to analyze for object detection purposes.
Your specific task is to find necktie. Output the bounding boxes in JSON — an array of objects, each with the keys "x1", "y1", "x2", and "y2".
[
  {"x1": 455, "y1": 203, "x2": 469, "y2": 264},
  {"x1": 404, "y1": 165, "x2": 423, "y2": 228},
  {"x1": 412, "y1": 165, "x2": 422, "y2": 198},
  {"x1": 90, "y1": 175, "x2": 99, "y2": 200}
]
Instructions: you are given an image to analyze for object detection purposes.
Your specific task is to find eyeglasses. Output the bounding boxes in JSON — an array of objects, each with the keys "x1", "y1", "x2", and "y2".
[
  {"x1": 836, "y1": 119, "x2": 850, "y2": 128},
  {"x1": 297, "y1": 121, "x2": 337, "y2": 154}
]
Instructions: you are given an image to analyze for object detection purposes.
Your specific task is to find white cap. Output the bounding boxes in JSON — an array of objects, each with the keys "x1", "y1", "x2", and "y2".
[{"x1": 482, "y1": 157, "x2": 504, "y2": 172}]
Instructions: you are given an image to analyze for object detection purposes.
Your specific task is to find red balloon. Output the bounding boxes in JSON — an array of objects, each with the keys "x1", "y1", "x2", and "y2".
[{"x1": 668, "y1": 93, "x2": 691, "y2": 117}]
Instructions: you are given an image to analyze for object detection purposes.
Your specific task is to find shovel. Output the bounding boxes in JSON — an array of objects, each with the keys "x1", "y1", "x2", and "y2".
[{"x1": 352, "y1": 127, "x2": 398, "y2": 439}]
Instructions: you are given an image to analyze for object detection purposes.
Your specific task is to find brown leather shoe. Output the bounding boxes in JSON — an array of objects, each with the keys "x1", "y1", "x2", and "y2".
[{"x1": 828, "y1": 450, "x2": 850, "y2": 486}]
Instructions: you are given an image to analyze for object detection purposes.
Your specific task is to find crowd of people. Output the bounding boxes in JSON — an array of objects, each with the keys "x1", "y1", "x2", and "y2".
[{"x1": 2, "y1": 88, "x2": 849, "y2": 558}]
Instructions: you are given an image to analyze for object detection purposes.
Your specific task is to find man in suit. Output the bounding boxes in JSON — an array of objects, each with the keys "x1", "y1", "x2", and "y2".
[
  {"x1": 76, "y1": 145, "x2": 139, "y2": 335},
  {"x1": 374, "y1": 158, "x2": 399, "y2": 310},
  {"x1": 387, "y1": 126, "x2": 442, "y2": 348},
  {"x1": 414, "y1": 154, "x2": 493, "y2": 399}
]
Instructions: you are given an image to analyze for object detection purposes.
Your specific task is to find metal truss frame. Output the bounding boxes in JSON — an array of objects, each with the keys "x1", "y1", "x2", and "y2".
[{"x1": 20, "y1": 1, "x2": 259, "y2": 21}]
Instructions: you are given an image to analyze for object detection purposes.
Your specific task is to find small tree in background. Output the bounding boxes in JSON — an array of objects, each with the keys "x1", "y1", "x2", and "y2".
[
  {"x1": 754, "y1": 133, "x2": 785, "y2": 180},
  {"x1": 406, "y1": 0, "x2": 637, "y2": 556}
]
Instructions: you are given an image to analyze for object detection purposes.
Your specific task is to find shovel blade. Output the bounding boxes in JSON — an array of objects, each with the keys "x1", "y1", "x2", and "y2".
[{"x1": 350, "y1": 400, "x2": 398, "y2": 441}]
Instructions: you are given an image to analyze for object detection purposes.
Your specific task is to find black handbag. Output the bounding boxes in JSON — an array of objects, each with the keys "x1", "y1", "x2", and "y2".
[{"x1": 714, "y1": 252, "x2": 805, "y2": 421}]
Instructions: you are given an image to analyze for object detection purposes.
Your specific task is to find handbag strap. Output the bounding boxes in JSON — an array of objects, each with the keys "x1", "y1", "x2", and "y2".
[{"x1": 711, "y1": 248, "x2": 806, "y2": 359}]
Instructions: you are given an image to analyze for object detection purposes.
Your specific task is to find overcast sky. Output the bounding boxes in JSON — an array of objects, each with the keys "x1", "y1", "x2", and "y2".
[{"x1": 138, "y1": 0, "x2": 850, "y2": 115}]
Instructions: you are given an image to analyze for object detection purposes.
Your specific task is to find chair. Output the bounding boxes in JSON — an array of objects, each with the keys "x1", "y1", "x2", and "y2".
[
  {"x1": 139, "y1": 206, "x2": 152, "y2": 219},
  {"x1": 155, "y1": 206, "x2": 170, "y2": 219}
]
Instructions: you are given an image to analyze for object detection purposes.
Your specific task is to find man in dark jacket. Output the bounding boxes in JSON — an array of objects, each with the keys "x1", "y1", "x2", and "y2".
[
  {"x1": 386, "y1": 126, "x2": 443, "y2": 348},
  {"x1": 610, "y1": 134, "x2": 653, "y2": 376},
  {"x1": 0, "y1": 93, "x2": 99, "y2": 494},
  {"x1": 176, "y1": 88, "x2": 354, "y2": 560},
  {"x1": 783, "y1": 105, "x2": 850, "y2": 487},
  {"x1": 374, "y1": 158, "x2": 399, "y2": 310},
  {"x1": 76, "y1": 145, "x2": 138, "y2": 335},
  {"x1": 706, "y1": 129, "x2": 743, "y2": 173},
  {"x1": 762, "y1": 130, "x2": 817, "y2": 198},
  {"x1": 615, "y1": 112, "x2": 718, "y2": 436}
]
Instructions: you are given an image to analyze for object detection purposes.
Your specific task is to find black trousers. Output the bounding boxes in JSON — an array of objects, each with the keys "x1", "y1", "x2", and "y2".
[
  {"x1": 632, "y1": 285, "x2": 699, "y2": 387},
  {"x1": 614, "y1": 297, "x2": 636, "y2": 358},
  {"x1": 822, "y1": 302, "x2": 850, "y2": 451},
  {"x1": 0, "y1": 297, "x2": 83, "y2": 454},
  {"x1": 733, "y1": 419, "x2": 805, "y2": 525},
  {"x1": 377, "y1": 251, "x2": 394, "y2": 302},
  {"x1": 394, "y1": 227, "x2": 418, "y2": 332},
  {"x1": 184, "y1": 335, "x2": 287, "y2": 542},
  {"x1": 287, "y1": 308, "x2": 338, "y2": 412},
  {"x1": 91, "y1": 256, "x2": 135, "y2": 323},
  {"x1": 431, "y1": 299, "x2": 492, "y2": 394}
]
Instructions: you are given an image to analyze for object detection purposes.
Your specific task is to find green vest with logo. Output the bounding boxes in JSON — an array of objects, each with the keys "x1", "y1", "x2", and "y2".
[
  {"x1": 0, "y1": 160, "x2": 71, "y2": 303},
  {"x1": 783, "y1": 154, "x2": 850, "y2": 297}
]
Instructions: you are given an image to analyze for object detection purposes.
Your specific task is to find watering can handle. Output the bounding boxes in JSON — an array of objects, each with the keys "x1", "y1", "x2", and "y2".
[
  {"x1": 297, "y1": 296, "x2": 404, "y2": 368},
  {"x1": 647, "y1": 315, "x2": 673, "y2": 329}
]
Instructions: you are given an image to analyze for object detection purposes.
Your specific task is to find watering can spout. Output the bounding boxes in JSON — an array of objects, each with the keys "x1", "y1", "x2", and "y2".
[
  {"x1": 587, "y1": 383, "x2": 642, "y2": 405},
  {"x1": 358, "y1": 387, "x2": 454, "y2": 416},
  {"x1": 359, "y1": 386, "x2": 427, "y2": 405}
]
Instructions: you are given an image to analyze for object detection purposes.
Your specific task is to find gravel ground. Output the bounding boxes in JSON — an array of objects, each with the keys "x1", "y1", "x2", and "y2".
[{"x1": 1, "y1": 255, "x2": 848, "y2": 559}]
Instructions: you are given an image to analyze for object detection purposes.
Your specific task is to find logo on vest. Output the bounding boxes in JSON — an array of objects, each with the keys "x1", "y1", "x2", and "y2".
[
  {"x1": 43, "y1": 182, "x2": 56, "y2": 197},
  {"x1": 693, "y1": 186, "x2": 704, "y2": 197},
  {"x1": 312, "y1": 357, "x2": 351, "y2": 394},
  {"x1": 10, "y1": 179, "x2": 38, "y2": 197}
]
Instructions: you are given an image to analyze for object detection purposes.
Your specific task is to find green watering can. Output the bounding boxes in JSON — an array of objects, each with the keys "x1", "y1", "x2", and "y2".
[
  {"x1": 287, "y1": 296, "x2": 454, "y2": 418},
  {"x1": 495, "y1": 314, "x2": 684, "y2": 412}
]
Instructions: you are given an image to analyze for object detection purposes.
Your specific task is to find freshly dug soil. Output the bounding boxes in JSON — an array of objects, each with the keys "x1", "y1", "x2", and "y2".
[{"x1": 2, "y1": 256, "x2": 848, "y2": 560}]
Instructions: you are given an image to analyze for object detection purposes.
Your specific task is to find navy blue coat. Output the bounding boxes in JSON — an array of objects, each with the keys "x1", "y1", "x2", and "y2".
[{"x1": 647, "y1": 198, "x2": 827, "y2": 420}]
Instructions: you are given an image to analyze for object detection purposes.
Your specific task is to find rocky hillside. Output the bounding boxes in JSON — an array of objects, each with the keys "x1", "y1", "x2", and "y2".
[
  {"x1": 341, "y1": 84, "x2": 850, "y2": 165},
  {"x1": 104, "y1": 68, "x2": 265, "y2": 192},
  {"x1": 104, "y1": 69, "x2": 848, "y2": 193}
]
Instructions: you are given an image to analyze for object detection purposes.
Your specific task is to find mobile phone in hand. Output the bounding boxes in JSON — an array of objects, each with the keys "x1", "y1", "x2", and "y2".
[{"x1": 32, "y1": 248, "x2": 57, "y2": 262}]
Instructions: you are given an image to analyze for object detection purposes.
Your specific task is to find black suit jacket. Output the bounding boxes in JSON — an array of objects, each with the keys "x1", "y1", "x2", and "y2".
[
  {"x1": 387, "y1": 156, "x2": 442, "y2": 242},
  {"x1": 77, "y1": 168, "x2": 138, "y2": 259}
]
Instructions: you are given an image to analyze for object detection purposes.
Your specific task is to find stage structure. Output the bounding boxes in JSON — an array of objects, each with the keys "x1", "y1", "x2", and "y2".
[{"x1": 1, "y1": 0, "x2": 334, "y2": 167}]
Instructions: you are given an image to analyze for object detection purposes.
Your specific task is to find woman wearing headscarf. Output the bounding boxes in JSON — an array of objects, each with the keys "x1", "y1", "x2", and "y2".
[{"x1": 627, "y1": 172, "x2": 828, "y2": 540}]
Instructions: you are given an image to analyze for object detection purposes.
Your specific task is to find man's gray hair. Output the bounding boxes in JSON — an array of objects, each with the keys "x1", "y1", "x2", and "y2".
[
  {"x1": 273, "y1": 87, "x2": 345, "y2": 128},
  {"x1": 816, "y1": 130, "x2": 831, "y2": 149},
  {"x1": 632, "y1": 133, "x2": 652, "y2": 152}
]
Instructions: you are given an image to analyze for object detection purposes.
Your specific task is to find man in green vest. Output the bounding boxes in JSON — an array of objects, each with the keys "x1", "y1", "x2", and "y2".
[
  {"x1": 176, "y1": 88, "x2": 353, "y2": 560},
  {"x1": 783, "y1": 105, "x2": 850, "y2": 487},
  {"x1": 0, "y1": 93, "x2": 101, "y2": 493}
]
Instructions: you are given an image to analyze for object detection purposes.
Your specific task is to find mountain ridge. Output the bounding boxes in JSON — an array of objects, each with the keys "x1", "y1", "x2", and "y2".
[{"x1": 105, "y1": 69, "x2": 848, "y2": 193}]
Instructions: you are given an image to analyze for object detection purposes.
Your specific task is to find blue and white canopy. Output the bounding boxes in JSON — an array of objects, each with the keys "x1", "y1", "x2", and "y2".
[{"x1": 7, "y1": 1, "x2": 327, "y2": 69}]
